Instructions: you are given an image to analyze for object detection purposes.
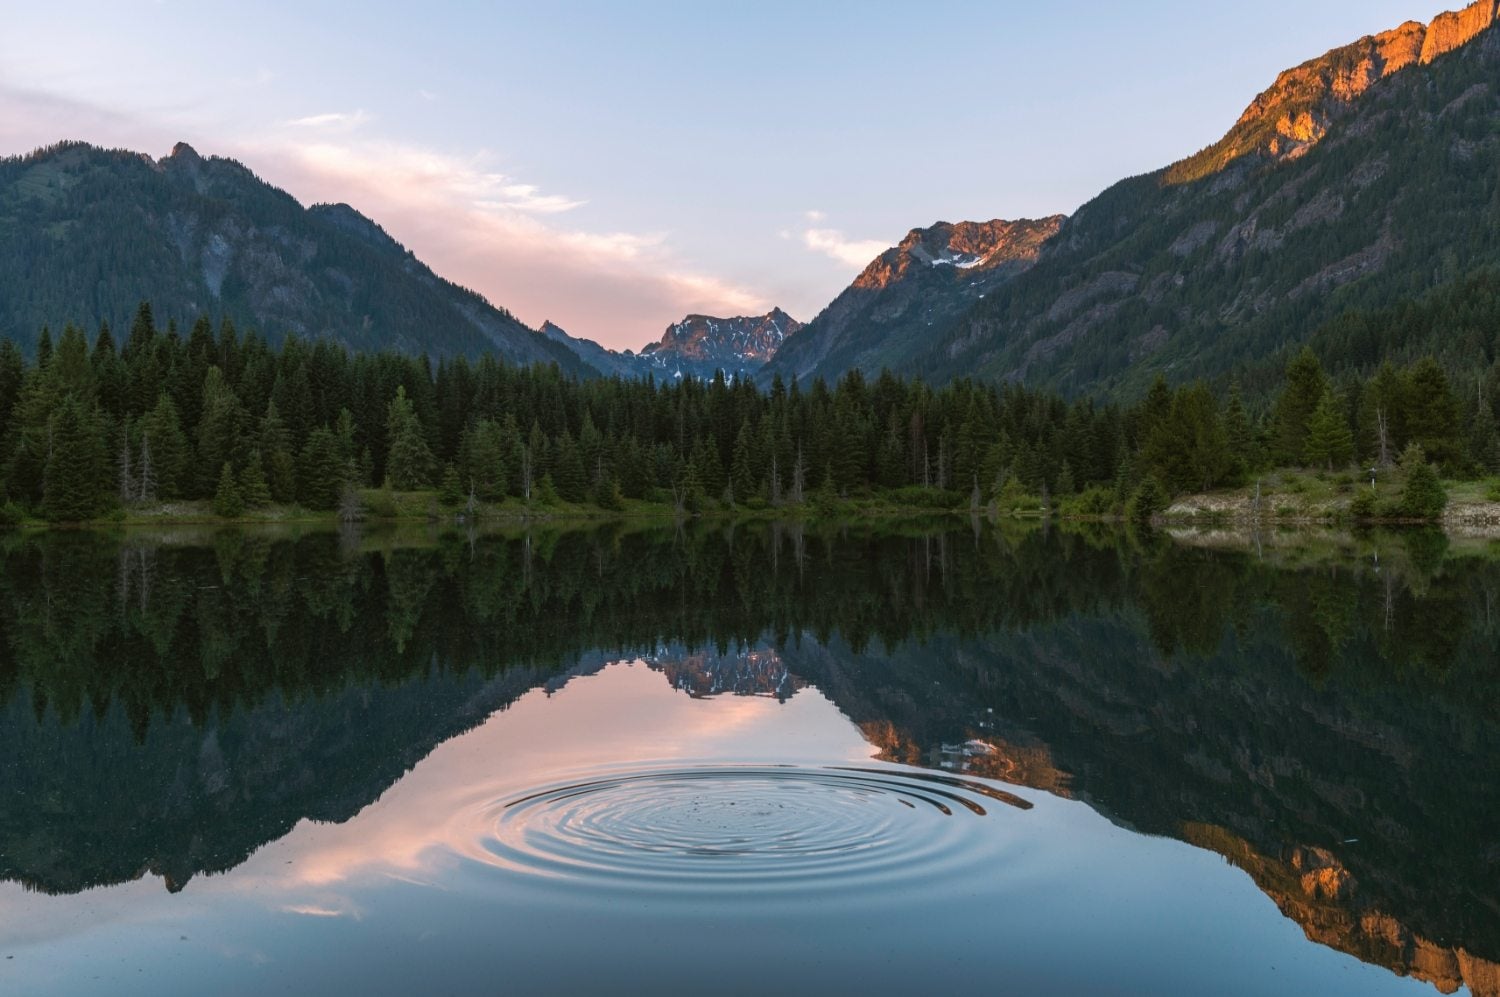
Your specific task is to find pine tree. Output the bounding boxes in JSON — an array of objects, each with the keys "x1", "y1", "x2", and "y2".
[
  {"x1": 258, "y1": 401, "x2": 297, "y2": 503},
  {"x1": 438, "y1": 463, "x2": 463, "y2": 505},
  {"x1": 43, "y1": 396, "x2": 108, "y2": 522},
  {"x1": 384, "y1": 386, "x2": 435, "y2": 490},
  {"x1": 1303, "y1": 392, "x2": 1355, "y2": 470},
  {"x1": 140, "y1": 393, "x2": 189, "y2": 499},
  {"x1": 213, "y1": 462, "x2": 245, "y2": 518},
  {"x1": 196, "y1": 367, "x2": 245, "y2": 496},
  {"x1": 239, "y1": 450, "x2": 273, "y2": 508},
  {"x1": 1398, "y1": 444, "x2": 1447, "y2": 520},
  {"x1": 299, "y1": 427, "x2": 345, "y2": 510},
  {"x1": 1272, "y1": 348, "x2": 1329, "y2": 465}
]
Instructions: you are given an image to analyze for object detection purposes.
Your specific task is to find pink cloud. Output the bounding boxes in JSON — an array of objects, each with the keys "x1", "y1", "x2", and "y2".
[{"x1": 0, "y1": 85, "x2": 769, "y2": 352}]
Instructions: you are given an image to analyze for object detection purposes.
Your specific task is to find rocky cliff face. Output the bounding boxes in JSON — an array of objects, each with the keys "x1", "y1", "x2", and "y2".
[
  {"x1": 1169, "y1": 1, "x2": 1499, "y2": 182},
  {"x1": 545, "y1": 309, "x2": 803, "y2": 381},
  {"x1": 761, "y1": 216, "x2": 1062, "y2": 383},
  {"x1": 902, "y1": 4, "x2": 1500, "y2": 397},
  {"x1": 640, "y1": 308, "x2": 802, "y2": 380}
]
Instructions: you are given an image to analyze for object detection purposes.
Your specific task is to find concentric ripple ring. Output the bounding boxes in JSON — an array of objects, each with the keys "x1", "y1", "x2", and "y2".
[{"x1": 475, "y1": 764, "x2": 1032, "y2": 896}]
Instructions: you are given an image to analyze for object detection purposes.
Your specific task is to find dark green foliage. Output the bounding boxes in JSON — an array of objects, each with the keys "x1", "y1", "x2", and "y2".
[
  {"x1": 438, "y1": 463, "x2": 462, "y2": 505},
  {"x1": 212, "y1": 462, "x2": 244, "y2": 518},
  {"x1": 1303, "y1": 392, "x2": 1355, "y2": 471},
  {"x1": 42, "y1": 396, "x2": 108, "y2": 521},
  {"x1": 1273, "y1": 349, "x2": 1329, "y2": 466},
  {"x1": 1127, "y1": 477, "x2": 1167, "y2": 525},
  {"x1": 1398, "y1": 445, "x2": 1447, "y2": 521},
  {"x1": 0, "y1": 297, "x2": 1494, "y2": 522},
  {"x1": 299, "y1": 428, "x2": 345, "y2": 511},
  {"x1": 239, "y1": 451, "x2": 272, "y2": 509},
  {"x1": 384, "y1": 386, "x2": 434, "y2": 491}
]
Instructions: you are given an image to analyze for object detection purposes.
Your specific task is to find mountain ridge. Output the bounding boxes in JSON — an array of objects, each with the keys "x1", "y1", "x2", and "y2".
[
  {"x1": 0, "y1": 140, "x2": 594, "y2": 373},
  {"x1": 762, "y1": 216, "x2": 1063, "y2": 384}
]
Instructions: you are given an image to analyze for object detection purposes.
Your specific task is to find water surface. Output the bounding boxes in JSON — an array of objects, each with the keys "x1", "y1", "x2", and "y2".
[{"x1": 0, "y1": 524, "x2": 1494, "y2": 995}]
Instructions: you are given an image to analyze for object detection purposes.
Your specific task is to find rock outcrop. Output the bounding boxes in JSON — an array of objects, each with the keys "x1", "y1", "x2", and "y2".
[
  {"x1": 761, "y1": 216, "x2": 1062, "y2": 383},
  {"x1": 1169, "y1": 1, "x2": 1500, "y2": 182}
]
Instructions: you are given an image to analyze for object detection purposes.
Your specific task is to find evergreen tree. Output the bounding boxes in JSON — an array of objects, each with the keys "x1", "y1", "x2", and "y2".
[
  {"x1": 239, "y1": 450, "x2": 273, "y2": 508},
  {"x1": 140, "y1": 393, "x2": 189, "y2": 500},
  {"x1": 1272, "y1": 348, "x2": 1329, "y2": 465},
  {"x1": 258, "y1": 401, "x2": 297, "y2": 503},
  {"x1": 1303, "y1": 392, "x2": 1355, "y2": 470},
  {"x1": 299, "y1": 427, "x2": 345, "y2": 510},
  {"x1": 1398, "y1": 444, "x2": 1447, "y2": 520},
  {"x1": 438, "y1": 463, "x2": 463, "y2": 505},
  {"x1": 213, "y1": 462, "x2": 245, "y2": 518},
  {"x1": 42, "y1": 396, "x2": 108, "y2": 522},
  {"x1": 384, "y1": 386, "x2": 435, "y2": 490}
]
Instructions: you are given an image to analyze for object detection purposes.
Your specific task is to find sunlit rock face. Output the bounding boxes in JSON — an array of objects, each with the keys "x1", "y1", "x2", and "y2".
[
  {"x1": 760, "y1": 216, "x2": 1063, "y2": 383},
  {"x1": 1184, "y1": 825, "x2": 1500, "y2": 997},
  {"x1": 1169, "y1": 1, "x2": 1499, "y2": 181},
  {"x1": 639, "y1": 309, "x2": 803, "y2": 380}
]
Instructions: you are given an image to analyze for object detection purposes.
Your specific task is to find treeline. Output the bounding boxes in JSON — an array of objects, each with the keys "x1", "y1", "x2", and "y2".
[{"x1": 0, "y1": 303, "x2": 1493, "y2": 523}]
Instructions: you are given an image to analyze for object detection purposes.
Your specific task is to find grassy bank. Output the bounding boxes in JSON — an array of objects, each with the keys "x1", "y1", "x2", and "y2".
[{"x1": 1164, "y1": 469, "x2": 1500, "y2": 530}]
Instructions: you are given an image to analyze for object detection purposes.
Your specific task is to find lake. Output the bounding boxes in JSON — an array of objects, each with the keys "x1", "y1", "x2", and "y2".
[{"x1": 0, "y1": 523, "x2": 1495, "y2": 995}]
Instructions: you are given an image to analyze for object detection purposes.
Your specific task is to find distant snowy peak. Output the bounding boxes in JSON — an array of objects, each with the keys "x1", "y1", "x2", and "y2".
[
  {"x1": 540, "y1": 309, "x2": 802, "y2": 381},
  {"x1": 639, "y1": 308, "x2": 804, "y2": 378}
]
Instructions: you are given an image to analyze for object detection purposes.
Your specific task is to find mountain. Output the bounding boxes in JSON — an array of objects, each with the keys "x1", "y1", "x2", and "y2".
[
  {"x1": 538, "y1": 319, "x2": 640, "y2": 378},
  {"x1": 782, "y1": 2, "x2": 1500, "y2": 397},
  {"x1": 546, "y1": 308, "x2": 802, "y2": 381},
  {"x1": 639, "y1": 308, "x2": 801, "y2": 380},
  {"x1": 0, "y1": 141, "x2": 594, "y2": 372},
  {"x1": 761, "y1": 218, "x2": 1062, "y2": 383}
]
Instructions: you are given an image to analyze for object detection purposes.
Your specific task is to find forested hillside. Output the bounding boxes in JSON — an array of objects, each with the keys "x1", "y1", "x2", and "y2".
[
  {"x1": 0, "y1": 142, "x2": 592, "y2": 371},
  {"x1": 884, "y1": 10, "x2": 1500, "y2": 398}
]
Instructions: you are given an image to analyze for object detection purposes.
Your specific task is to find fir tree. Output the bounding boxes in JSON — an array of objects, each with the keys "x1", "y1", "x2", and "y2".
[
  {"x1": 299, "y1": 427, "x2": 345, "y2": 510},
  {"x1": 1272, "y1": 348, "x2": 1329, "y2": 465},
  {"x1": 1398, "y1": 444, "x2": 1447, "y2": 520},
  {"x1": 384, "y1": 386, "x2": 435, "y2": 490},
  {"x1": 239, "y1": 450, "x2": 273, "y2": 508},
  {"x1": 213, "y1": 462, "x2": 245, "y2": 518},
  {"x1": 1303, "y1": 392, "x2": 1355, "y2": 470},
  {"x1": 43, "y1": 396, "x2": 108, "y2": 522}
]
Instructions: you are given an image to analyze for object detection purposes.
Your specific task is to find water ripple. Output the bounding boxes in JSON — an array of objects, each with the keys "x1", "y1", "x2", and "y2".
[{"x1": 470, "y1": 764, "x2": 1032, "y2": 896}]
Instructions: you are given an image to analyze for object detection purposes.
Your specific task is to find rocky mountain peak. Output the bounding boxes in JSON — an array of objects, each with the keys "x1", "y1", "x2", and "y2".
[
  {"x1": 1168, "y1": 1, "x2": 1500, "y2": 183},
  {"x1": 853, "y1": 217, "x2": 1064, "y2": 293},
  {"x1": 166, "y1": 141, "x2": 202, "y2": 163}
]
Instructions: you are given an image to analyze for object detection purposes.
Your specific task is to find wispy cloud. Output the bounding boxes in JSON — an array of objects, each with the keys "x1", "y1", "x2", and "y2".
[
  {"x1": 285, "y1": 109, "x2": 372, "y2": 131},
  {"x1": 802, "y1": 226, "x2": 887, "y2": 269},
  {"x1": 0, "y1": 79, "x2": 767, "y2": 349},
  {"x1": 255, "y1": 137, "x2": 765, "y2": 345}
]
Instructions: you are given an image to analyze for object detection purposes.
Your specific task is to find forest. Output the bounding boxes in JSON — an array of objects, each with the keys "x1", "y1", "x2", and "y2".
[{"x1": 0, "y1": 302, "x2": 1494, "y2": 524}]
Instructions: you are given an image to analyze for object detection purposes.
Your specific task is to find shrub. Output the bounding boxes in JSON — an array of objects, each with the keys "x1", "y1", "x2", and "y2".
[
  {"x1": 1348, "y1": 489, "x2": 1378, "y2": 520},
  {"x1": 1126, "y1": 477, "x2": 1167, "y2": 524},
  {"x1": 1059, "y1": 486, "x2": 1115, "y2": 518}
]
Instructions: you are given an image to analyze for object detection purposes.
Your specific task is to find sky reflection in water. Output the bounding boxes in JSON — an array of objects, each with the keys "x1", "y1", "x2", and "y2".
[{"x1": 0, "y1": 658, "x2": 1437, "y2": 996}]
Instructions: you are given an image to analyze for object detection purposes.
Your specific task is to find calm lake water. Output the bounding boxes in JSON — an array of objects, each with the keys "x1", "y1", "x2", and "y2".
[{"x1": 0, "y1": 523, "x2": 1495, "y2": 995}]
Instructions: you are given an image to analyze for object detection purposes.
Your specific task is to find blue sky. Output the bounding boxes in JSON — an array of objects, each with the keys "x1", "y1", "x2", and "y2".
[{"x1": 0, "y1": 1, "x2": 1451, "y2": 349}]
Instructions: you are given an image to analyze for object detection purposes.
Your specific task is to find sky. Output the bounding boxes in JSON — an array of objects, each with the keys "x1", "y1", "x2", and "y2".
[{"x1": 0, "y1": 0, "x2": 1453, "y2": 350}]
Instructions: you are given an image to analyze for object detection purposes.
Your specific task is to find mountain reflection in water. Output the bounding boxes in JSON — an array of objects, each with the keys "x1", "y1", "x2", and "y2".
[{"x1": 0, "y1": 523, "x2": 1495, "y2": 996}]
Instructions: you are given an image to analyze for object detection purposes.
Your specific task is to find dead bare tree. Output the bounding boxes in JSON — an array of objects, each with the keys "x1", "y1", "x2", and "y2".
[
  {"x1": 790, "y1": 446, "x2": 806, "y2": 505},
  {"x1": 1375, "y1": 406, "x2": 1393, "y2": 468},
  {"x1": 137, "y1": 434, "x2": 157, "y2": 503},
  {"x1": 520, "y1": 445, "x2": 534, "y2": 502},
  {"x1": 117, "y1": 435, "x2": 134, "y2": 504}
]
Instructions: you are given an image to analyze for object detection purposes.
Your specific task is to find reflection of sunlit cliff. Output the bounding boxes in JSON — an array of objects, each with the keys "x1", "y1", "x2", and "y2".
[{"x1": 1186, "y1": 824, "x2": 1500, "y2": 997}]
